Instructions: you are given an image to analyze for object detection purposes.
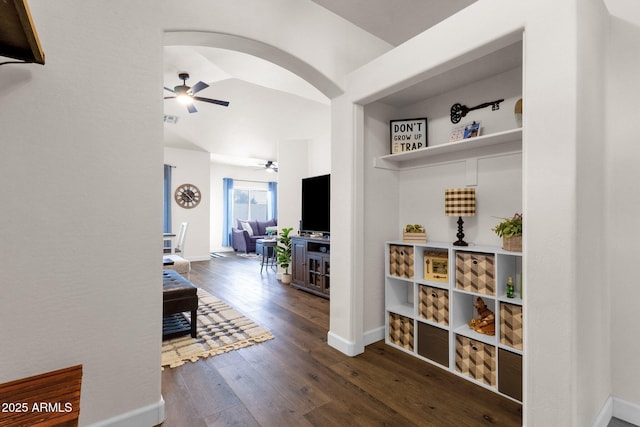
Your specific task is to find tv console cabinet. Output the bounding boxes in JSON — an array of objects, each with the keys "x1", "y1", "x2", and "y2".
[{"x1": 291, "y1": 236, "x2": 330, "y2": 299}]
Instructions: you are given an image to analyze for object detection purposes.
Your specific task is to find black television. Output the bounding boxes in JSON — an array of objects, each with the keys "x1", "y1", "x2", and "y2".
[{"x1": 301, "y1": 174, "x2": 330, "y2": 235}]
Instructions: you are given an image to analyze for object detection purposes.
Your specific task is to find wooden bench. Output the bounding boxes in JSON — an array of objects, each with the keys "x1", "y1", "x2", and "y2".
[{"x1": 162, "y1": 270, "x2": 198, "y2": 340}]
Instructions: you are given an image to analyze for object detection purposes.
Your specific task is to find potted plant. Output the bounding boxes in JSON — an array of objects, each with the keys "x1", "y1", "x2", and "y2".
[
  {"x1": 276, "y1": 227, "x2": 293, "y2": 284},
  {"x1": 492, "y1": 213, "x2": 523, "y2": 252}
]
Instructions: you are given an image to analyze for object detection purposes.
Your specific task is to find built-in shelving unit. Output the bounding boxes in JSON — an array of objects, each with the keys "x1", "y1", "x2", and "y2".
[
  {"x1": 374, "y1": 128, "x2": 522, "y2": 170},
  {"x1": 385, "y1": 241, "x2": 523, "y2": 402}
]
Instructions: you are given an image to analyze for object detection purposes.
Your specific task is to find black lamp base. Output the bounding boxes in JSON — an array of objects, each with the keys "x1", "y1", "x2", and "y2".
[{"x1": 452, "y1": 216, "x2": 469, "y2": 246}]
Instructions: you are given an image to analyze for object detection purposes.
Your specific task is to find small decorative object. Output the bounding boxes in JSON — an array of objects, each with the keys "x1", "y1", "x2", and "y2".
[
  {"x1": 449, "y1": 121, "x2": 482, "y2": 142},
  {"x1": 402, "y1": 224, "x2": 426, "y2": 242},
  {"x1": 266, "y1": 226, "x2": 278, "y2": 240},
  {"x1": 423, "y1": 250, "x2": 448, "y2": 283},
  {"x1": 444, "y1": 188, "x2": 476, "y2": 246},
  {"x1": 450, "y1": 99, "x2": 504, "y2": 124},
  {"x1": 468, "y1": 297, "x2": 495, "y2": 336},
  {"x1": 276, "y1": 227, "x2": 293, "y2": 284},
  {"x1": 514, "y1": 98, "x2": 523, "y2": 128},
  {"x1": 506, "y1": 276, "x2": 515, "y2": 298},
  {"x1": 492, "y1": 213, "x2": 523, "y2": 252},
  {"x1": 174, "y1": 183, "x2": 202, "y2": 209},
  {"x1": 390, "y1": 118, "x2": 427, "y2": 154}
]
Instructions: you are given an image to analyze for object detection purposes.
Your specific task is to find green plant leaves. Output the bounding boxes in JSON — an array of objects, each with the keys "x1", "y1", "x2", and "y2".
[{"x1": 492, "y1": 214, "x2": 523, "y2": 238}]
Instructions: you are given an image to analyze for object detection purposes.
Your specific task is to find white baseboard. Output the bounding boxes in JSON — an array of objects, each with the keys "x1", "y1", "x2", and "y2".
[
  {"x1": 363, "y1": 326, "x2": 384, "y2": 346},
  {"x1": 327, "y1": 331, "x2": 364, "y2": 356},
  {"x1": 613, "y1": 397, "x2": 640, "y2": 426},
  {"x1": 593, "y1": 396, "x2": 640, "y2": 427},
  {"x1": 88, "y1": 397, "x2": 165, "y2": 427},
  {"x1": 187, "y1": 255, "x2": 211, "y2": 262},
  {"x1": 593, "y1": 397, "x2": 613, "y2": 427}
]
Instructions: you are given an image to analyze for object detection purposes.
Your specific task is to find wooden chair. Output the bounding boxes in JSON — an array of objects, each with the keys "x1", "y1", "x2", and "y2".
[{"x1": 175, "y1": 222, "x2": 188, "y2": 256}]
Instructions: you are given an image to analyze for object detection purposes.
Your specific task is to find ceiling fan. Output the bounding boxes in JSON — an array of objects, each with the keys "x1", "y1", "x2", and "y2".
[
  {"x1": 264, "y1": 161, "x2": 278, "y2": 172},
  {"x1": 164, "y1": 72, "x2": 230, "y2": 113},
  {"x1": 252, "y1": 160, "x2": 278, "y2": 172}
]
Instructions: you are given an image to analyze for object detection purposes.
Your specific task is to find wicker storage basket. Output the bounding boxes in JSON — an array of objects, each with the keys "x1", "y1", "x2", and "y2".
[
  {"x1": 418, "y1": 285, "x2": 449, "y2": 326},
  {"x1": 389, "y1": 245, "x2": 414, "y2": 279},
  {"x1": 402, "y1": 231, "x2": 427, "y2": 243},
  {"x1": 503, "y1": 236, "x2": 522, "y2": 252},
  {"x1": 388, "y1": 312, "x2": 414, "y2": 351},
  {"x1": 455, "y1": 335, "x2": 496, "y2": 386},
  {"x1": 455, "y1": 252, "x2": 495, "y2": 295},
  {"x1": 500, "y1": 303, "x2": 523, "y2": 350}
]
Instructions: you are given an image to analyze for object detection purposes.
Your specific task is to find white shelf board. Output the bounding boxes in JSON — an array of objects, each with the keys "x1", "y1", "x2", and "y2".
[
  {"x1": 498, "y1": 294, "x2": 523, "y2": 305},
  {"x1": 374, "y1": 128, "x2": 522, "y2": 170},
  {"x1": 387, "y1": 304, "x2": 413, "y2": 319},
  {"x1": 498, "y1": 344, "x2": 523, "y2": 356},
  {"x1": 454, "y1": 324, "x2": 498, "y2": 347}
]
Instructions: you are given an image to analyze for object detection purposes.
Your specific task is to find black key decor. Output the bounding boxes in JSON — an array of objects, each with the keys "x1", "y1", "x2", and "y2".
[{"x1": 450, "y1": 99, "x2": 504, "y2": 123}]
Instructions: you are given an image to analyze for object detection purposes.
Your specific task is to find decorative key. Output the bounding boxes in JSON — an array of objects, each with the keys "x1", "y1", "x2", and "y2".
[{"x1": 450, "y1": 99, "x2": 504, "y2": 123}]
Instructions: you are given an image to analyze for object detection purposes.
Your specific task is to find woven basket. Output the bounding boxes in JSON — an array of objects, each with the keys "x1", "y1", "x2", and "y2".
[
  {"x1": 402, "y1": 231, "x2": 426, "y2": 243},
  {"x1": 503, "y1": 236, "x2": 522, "y2": 252}
]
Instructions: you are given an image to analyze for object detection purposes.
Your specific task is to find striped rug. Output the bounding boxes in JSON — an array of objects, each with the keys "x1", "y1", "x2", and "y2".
[{"x1": 161, "y1": 289, "x2": 274, "y2": 368}]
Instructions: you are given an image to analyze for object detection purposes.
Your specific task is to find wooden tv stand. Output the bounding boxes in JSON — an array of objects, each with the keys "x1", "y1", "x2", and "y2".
[{"x1": 291, "y1": 236, "x2": 330, "y2": 298}]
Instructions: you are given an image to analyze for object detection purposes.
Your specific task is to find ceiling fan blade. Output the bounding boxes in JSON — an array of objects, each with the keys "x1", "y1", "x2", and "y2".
[
  {"x1": 190, "y1": 81, "x2": 209, "y2": 95},
  {"x1": 186, "y1": 102, "x2": 198, "y2": 114},
  {"x1": 164, "y1": 86, "x2": 175, "y2": 93},
  {"x1": 193, "y1": 96, "x2": 230, "y2": 107},
  {"x1": 164, "y1": 96, "x2": 176, "y2": 99}
]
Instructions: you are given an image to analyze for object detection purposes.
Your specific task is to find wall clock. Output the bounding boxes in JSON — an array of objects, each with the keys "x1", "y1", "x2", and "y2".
[{"x1": 174, "y1": 183, "x2": 201, "y2": 209}]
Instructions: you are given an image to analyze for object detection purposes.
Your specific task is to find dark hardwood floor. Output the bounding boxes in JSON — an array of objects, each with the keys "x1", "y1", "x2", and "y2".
[{"x1": 161, "y1": 254, "x2": 522, "y2": 426}]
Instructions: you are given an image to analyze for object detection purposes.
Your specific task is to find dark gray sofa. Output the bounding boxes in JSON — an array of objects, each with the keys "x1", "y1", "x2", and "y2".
[{"x1": 231, "y1": 218, "x2": 277, "y2": 253}]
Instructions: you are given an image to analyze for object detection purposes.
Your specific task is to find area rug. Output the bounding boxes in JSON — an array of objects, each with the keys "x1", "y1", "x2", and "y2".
[
  {"x1": 237, "y1": 252, "x2": 260, "y2": 259},
  {"x1": 161, "y1": 288, "x2": 274, "y2": 368}
]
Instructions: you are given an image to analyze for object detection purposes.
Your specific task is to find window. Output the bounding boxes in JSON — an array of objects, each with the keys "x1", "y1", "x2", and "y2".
[{"x1": 233, "y1": 183, "x2": 269, "y2": 222}]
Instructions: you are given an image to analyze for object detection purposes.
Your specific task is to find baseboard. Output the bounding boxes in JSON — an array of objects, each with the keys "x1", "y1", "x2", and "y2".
[
  {"x1": 593, "y1": 396, "x2": 640, "y2": 427},
  {"x1": 327, "y1": 331, "x2": 364, "y2": 356},
  {"x1": 363, "y1": 326, "x2": 384, "y2": 346},
  {"x1": 88, "y1": 397, "x2": 165, "y2": 427},
  {"x1": 593, "y1": 397, "x2": 613, "y2": 427},
  {"x1": 613, "y1": 397, "x2": 640, "y2": 426},
  {"x1": 187, "y1": 255, "x2": 211, "y2": 262}
]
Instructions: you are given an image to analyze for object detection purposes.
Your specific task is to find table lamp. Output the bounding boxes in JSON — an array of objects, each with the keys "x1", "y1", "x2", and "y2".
[{"x1": 445, "y1": 187, "x2": 476, "y2": 246}]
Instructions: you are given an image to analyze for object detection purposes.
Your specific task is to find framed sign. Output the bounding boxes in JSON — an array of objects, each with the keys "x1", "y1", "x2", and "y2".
[
  {"x1": 449, "y1": 120, "x2": 482, "y2": 142},
  {"x1": 390, "y1": 118, "x2": 427, "y2": 154}
]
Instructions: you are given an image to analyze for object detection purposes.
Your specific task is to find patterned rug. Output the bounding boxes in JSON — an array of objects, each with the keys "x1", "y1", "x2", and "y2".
[{"x1": 161, "y1": 289, "x2": 274, "y2": 368}]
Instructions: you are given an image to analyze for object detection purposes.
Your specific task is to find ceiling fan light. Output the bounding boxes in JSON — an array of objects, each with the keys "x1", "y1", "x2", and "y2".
[{"x1": 177, "y1": 94, "x2": 192, "y2": 104}]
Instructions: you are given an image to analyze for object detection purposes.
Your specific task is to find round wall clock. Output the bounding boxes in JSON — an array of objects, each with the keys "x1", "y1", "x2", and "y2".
[{"x1": 174, "y1": 183, "x2": 201, "y2": 209}]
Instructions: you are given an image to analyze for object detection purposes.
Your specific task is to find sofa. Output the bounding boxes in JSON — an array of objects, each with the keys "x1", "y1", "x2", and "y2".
[{"x1": 232, "y1": 218, "x2": 277, "y2": 253}]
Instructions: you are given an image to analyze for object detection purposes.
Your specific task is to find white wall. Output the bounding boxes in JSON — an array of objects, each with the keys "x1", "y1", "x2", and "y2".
[
  {"x1": 0, "y1": 2, "x2": 164, "y2": 425},
  {"x1": 278, "y1": 140, "x2": 309, "y2": 235},
  {"x1": 607, "y1": 14, "x2": 640, "y2": 416},
  {"x1": 164, "y1": 148, "x2": 211, "y2": 261},
  {"x1": 575, "y1": 1, "x2": 610, "y2": 425},
  {"x1": 362, "y1": 103, "x2": 400, "y2": 337}
]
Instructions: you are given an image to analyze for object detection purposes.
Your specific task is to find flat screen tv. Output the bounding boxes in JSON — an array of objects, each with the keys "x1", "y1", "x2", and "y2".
[{"x1": 301, "y1": 174, "x2": 330, "y2": 235}]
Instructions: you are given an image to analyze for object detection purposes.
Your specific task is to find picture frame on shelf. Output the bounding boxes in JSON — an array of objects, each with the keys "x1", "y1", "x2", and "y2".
[
  {"x1": 449, "y1": 121, "x2": 482, "y2": 142},
  {"x1": 390, "y1": 117, "x2": 428, "y2": 154}
]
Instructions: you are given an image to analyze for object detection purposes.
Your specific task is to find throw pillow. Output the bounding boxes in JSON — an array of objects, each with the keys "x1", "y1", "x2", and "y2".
[{"x1": 240, "y1": 221, "x2": 254, "y2": 236}]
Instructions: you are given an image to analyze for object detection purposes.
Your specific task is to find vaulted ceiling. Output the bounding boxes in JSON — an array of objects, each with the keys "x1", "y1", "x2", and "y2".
[{"x1": 163, "y1": 1, "x2": 476, "y2": 168}]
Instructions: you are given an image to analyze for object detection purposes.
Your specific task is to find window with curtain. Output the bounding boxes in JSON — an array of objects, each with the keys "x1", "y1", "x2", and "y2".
[
  {"x1": 222, "y1": 179, "x2": 277, "y2": 247},
  {"x1": 163, "y1": 164, "x2": 172, "y2": 248}
]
